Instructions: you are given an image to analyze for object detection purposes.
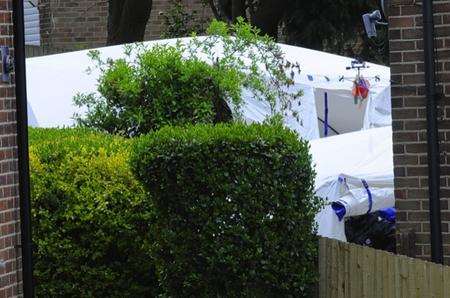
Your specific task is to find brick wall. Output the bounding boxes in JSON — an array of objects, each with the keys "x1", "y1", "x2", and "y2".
[
  {"x1": 38, "y1": 0, "x2": 108, "y2": 51},
  {"x1": 147, "y1": 0, "x2": 212, "y2": 38},
  {"x1": 0, "y1": 0, "x2": 22, "y2": 296},
  {"x1": 38, "y1": 0, "x2": 211, "y2": 51},
  {"x1": 389, "y1": 0, "x2": 450, "y2": 263}
]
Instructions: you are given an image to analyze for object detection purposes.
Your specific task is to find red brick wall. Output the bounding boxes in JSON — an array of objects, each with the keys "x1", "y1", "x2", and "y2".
[
  {"x1": 147, "y1": 0, "x2": 212, "y2": 38},
  {"x1": 38, "y1": 0, "x2": 211, "y2": 51},
  {"x1": 0, "y1": 0, "x2": 22, "y2": 296},
  {"x1": 38, "y1": 0, "x2": 108, "y2": 51},
  {"x1": 389, "y1": 0, "x2": 450, "y2": 263}
]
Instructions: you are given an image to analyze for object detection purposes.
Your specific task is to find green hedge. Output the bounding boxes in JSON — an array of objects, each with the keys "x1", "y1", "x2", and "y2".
[
  {"x1": 29, "y1": 128, "x2": 158, "y2": 297},
  {"x1": 132, "y1": 123, "x2": 321, "y2": 297}
]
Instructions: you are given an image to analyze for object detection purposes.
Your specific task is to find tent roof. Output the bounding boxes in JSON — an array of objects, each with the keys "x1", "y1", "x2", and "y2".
[
  {"x1": 310, "y1": 126, "x2": 393, "y2": 189},
  {"x1": 26, "y1": 36, "x2": 391, "y2": 130},
  {"x1": 280, "y1": 43, "x2": 390, "y2": 89}
]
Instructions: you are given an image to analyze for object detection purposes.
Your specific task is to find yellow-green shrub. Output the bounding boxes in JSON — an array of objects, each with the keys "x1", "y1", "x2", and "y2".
[{"x1": 29, "y1": 128, "x2": 158, "y2": 297}]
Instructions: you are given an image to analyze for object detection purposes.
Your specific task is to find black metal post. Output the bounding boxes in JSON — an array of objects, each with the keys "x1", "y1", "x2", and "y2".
[
  {"x1": 12, "y1": 0, "x2": 34, "y2": 295},
  {"x1": 422, "y1": 0, "x2": 443, "y2": 264}
]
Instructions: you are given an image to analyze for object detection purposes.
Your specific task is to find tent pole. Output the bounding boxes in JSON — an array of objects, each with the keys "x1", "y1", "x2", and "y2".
[
  {"x1": 317, "y1": 118, "x2": 339, "y2": 135},
  {"x1": 324, "y1": 92, "x2": 329, "y2": 137}
]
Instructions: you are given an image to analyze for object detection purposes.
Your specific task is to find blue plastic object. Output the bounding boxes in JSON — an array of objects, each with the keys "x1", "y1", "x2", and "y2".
[
  {"x1": 331, "y1": 201, "x2": 346, "y2": 221},
  {"x1": 379, "y1": 208, "x2": 396, "y2": 223},
  {"x1": 361, "y1": 179, "x2": 373, "y2": 214}
]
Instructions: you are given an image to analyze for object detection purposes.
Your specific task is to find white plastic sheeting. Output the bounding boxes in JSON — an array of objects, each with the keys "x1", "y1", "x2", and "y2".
[
  {"x1": 280, "y1": 43, "x2": 391, "y2": 135},
  {"x1": 27, "y1": 101, "x2": 38, "y2": 127},
  {"x1": 315, "y1": 88, "x2": 368, "y2": 137},
  {"x1": 310, "y1": 126, "x2": 394, "y2": 241},
  {"x1": 363, "y1": 86, "x2": 392, "y2": 129},
  {"x1": 240, "y1": 84, "x2": 319, "y2": 140},
  {"x1": 26, "y1": 37, "x2": 389, "y2": 139}
]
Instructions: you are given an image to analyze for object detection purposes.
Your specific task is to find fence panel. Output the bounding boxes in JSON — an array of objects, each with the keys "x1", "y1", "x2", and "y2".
[{"x1": 319, "y1": 237, "x2": 450, "y2": 298}]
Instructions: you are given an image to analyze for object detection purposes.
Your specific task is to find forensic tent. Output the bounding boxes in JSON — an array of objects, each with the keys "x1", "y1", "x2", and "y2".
[
  {"x1": 278, "y1": 44, "x2": 391, "y2": 137},
  {"x1": 235, "y1": 44, "x2": 391, "y2": 139},
  {"x1": 25, "y1": 37, "x2": 394, "y2": 242},
  {"x1": 363, "y1": 86, "x2": 392, "y2": 129},
  {"x1": 309, "y1": 126, "x2": 394, "y2": 241},
  {"x1": 239, "y1": 85, "x2": 319, "y2": 140},
  {"x1": 27, "y1": 101, "x2": 38, "y2": 127},
  {"x1": 26, "y1": 37, "x2": 390, "y2": 140},
  {"x1": 26, "y1": 37, "x2": 318, "y2": 140}
]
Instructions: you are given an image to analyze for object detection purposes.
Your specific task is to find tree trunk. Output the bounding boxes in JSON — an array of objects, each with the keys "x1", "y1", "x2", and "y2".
[
  {"x1": 250, "y1": 0, "x2": 286, "y2": 39},
  {"x1": 231, "y1": 0, "x2": 246, "y2": 20},
  {"x1": 209, "y1": 0, "x2": 286, "y2": 40},
  {"x1": 213, "y1": 0, "x2": 231, "y2": 21},
  {"x1": 107, "y1": 0, "x2": 153, "y2": 46}
]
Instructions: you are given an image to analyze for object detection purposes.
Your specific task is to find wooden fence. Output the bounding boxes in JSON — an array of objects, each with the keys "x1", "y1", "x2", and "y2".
[{"x1": 319, "y1": 237, "x2": 450, "y2": 298}]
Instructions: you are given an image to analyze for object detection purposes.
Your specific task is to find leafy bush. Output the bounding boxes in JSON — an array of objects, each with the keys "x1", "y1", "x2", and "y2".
[
  {"x1": 75, "y1": 44, "x2": 239, "y2": 137},
  {"x1": 131, "y1": 123, "x2": 321, "y2": 297},
  {"x1": 75, "y1": 19, "x2": 302, "y2": 137},
  {"x1": 29, "y1": 128, "x2": 158, "y2": 297}
]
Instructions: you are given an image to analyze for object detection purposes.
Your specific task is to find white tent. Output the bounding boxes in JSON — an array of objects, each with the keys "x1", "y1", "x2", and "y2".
[
  {"x1": 363, "y1": 86, "x2": 392, "y2": 129},
  {"x1": 279, "y1": 44, "x2": 391, "y2": 136},
  {"x1": 239, "y1": 85, "x2": 320, "y2": 140},
  {"x1": 26, "y1": 37, "x2": 390, "y2": 140},
  {"x1": 25, "y1": 38, "x2": 322, "y2": 138},
  {"x1": 27, "y1": 101, "x2": 38, "y2": 127},
  {"x1": 25, "y1": 38, "x2": 394, "y2": 242},
  {"x1": 310, "y1": 126, "x2": 394, "y2": 241}
]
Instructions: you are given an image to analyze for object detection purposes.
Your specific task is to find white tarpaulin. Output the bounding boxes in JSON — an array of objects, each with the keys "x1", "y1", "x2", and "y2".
[
  {"x1": 26, "y1": 37, "x2": 389, "y2": 139},
  {"x1": 280, "y1": 44, "x2": 391, "y2": 136},
  {"x1": 363, "y1": 86, "x2": 392, "y2": 129},
  {"x1": 310, "y1": 126, "x2": 394, "y2": 241},
  {"x1": 25, "y1": 37, "x2": 394, "y2": 242},
  {"x1": 240, "y1": 84, "x2": 319, "y2": 140},
  {"x1": 27, "y1": 101, "x2": 38, "y2": 127}
]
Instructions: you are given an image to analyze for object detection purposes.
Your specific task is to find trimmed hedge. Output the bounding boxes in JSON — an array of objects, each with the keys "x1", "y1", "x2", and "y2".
[
  {"x1": 132, "y1": 123, "x2": 321, "y2": 297},
  {"x1": 29, "y1": 128, "x2": 158, "y2": 297}
]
